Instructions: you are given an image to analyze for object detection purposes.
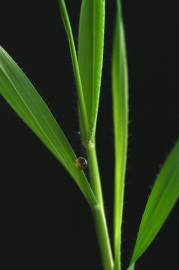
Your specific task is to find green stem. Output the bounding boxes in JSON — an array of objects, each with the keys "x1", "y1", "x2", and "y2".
[{"x1": 86, "y1": 142, "x2": 114, "y2": 270}]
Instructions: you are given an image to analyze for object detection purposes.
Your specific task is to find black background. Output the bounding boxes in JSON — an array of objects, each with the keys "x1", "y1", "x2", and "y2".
[{"x1": 0, "y1": 0, "x2": 178, "y2": 269}]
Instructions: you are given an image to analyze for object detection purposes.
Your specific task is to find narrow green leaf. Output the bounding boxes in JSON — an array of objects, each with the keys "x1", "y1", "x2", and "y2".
[
  {"x1": 127, "y1": 264, "x2": 135, "y2": 270},
  {"x1": 57, "y1": 0, "x2": 89, "y2": 144},
  {"x1": 112, "y1": 0, "x2": 128, "y2": 269},
  {"x1": 0, "y1": 46, "x2": 97, "y2": 207},
  {"x1": 130, "y1": 140, "x2": 179, "y2": 265},
  {"x1": 78, "y1": 0, "x2": 105, "y2": 141}
]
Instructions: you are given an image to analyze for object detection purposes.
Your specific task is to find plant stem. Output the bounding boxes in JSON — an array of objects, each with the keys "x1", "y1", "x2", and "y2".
[
  {"x1": 91, "y1": 205, "x2": 114, "y2": 270},
  {"x1": 86, "y1": 142, "x2": 114, "y2": 270}
]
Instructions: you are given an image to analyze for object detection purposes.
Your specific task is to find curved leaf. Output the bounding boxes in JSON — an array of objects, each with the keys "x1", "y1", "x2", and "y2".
[
  {"x1": 0, "y1": 46, "x2": 97, "y2": 207},
  {"x1": 130, "y1": 140, "x2": 179, "y2": 265}
]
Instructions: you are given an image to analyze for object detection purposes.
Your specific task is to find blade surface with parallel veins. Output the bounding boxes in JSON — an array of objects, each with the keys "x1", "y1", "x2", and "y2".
[
  {"x1": 78, "y1": 0, "x2": 105, "y2": 141},
  {"x1": 112, "y1": 0, "x2": 128, "y2": 269},
  {"x1": 0, "y1": 46, "x2": 96, "y2": 207},
  {"x1": 129, "y1": 140, "x2": 179, "y2": 266}
]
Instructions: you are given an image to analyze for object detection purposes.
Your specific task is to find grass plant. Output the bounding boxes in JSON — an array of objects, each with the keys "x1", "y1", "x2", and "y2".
[{"x1": 0, "y1": 1, "x2": 178, "y2": 269}]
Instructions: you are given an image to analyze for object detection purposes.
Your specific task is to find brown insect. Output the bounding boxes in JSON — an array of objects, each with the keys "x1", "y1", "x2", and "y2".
[{"x1": 75, "y1": 156, "x2": 88, "y2": 170}]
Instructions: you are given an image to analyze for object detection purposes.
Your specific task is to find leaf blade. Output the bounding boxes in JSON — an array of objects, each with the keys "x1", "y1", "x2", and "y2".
[
  {"x1": 130, "y1": 140, "x2": 179, "y2": 265},
  {"x1": 78, "y1": 0, "x2": 105, "y2": 141},
  {"x1": 0, "y1": 46, "x2": 97, "y2": 207},
  {"x1": 57, "y1": 0, "x2": 89, "y2": 144},
  {"x1": 127, "y1": 264, "x2": 135, "y2": 270},
  {"x1": 112, "y1": 1, "x2": 128, "y2": 269}
]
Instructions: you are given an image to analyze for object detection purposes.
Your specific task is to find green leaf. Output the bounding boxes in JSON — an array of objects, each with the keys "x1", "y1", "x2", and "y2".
[
  {"x1": 78, "y1": 0, "x2": 105, "y2": 141},
  {"x1": 112, "y1": 1, "x2": 128, "y2": 269},
  {"x1": 57, "y1": 0, "x2": 89, "y2": 144},
  {"x1": 130, "y1": 140, "x2": 179, "y2": 265},
  {"x1": 127, "y1": 264, "x2": 135, "y2": 270},
  {"x1": 0, "y1": 46, "x2": 97, "y2": 207}
]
